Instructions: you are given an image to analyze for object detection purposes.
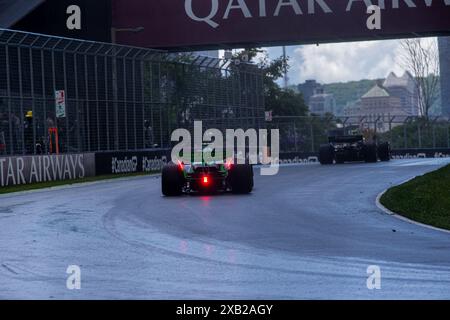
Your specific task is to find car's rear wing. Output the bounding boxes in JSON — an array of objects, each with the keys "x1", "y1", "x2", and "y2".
[{"x1": 329, "y1": 135, "x2": 364, "y2": 144}]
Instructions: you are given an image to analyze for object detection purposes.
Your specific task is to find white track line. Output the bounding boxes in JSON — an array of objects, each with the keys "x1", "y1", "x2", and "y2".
[{"x1": 376, "y1": 184, "x2": 450, "y2": 235}]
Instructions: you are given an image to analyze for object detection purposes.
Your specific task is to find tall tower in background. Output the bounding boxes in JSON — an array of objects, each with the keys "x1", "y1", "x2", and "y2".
[{"x1": 438, "y1": 37, "x2": 450, "y2": 117}]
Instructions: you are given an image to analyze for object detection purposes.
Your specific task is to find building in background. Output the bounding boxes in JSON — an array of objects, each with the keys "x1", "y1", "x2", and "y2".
[
  {"x1": 344, "y1": 72, "x2": 420, "y2": 119},
  {"x1": 341, "y1": 72, "x2": 422, "y2": 131},
  {"x1": 383, "y1": 72, "x2": 420, "y2": 116},
  {"x1": 297, "y1": 80, "x2": 323, "y2": 106},
  {"x1": 439, "y1": 37, "x2": 450, "y2": 117},
  {"x1": 309, "y1": 88, "x2": 336, "y2": 115},
  {"x1": 343, "y1": 83, "x2": 404, "y2": 131},
  {"x1": 343, "y1": 99, "x2": 362, "y2": 117},
  {"x1": 297, "y1": 80, "x2": 337, "y2": 115},
  {"x1": 360, "y1": 84, "x2": 403, "y2": 116}
]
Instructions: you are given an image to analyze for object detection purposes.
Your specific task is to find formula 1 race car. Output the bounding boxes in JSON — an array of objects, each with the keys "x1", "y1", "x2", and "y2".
[
  {"x1": 161, "y1": 151, "x2": 254, "y2": 196},
  {"x1": 319, "y1": 135, "x2": 390, "y2": 165}
]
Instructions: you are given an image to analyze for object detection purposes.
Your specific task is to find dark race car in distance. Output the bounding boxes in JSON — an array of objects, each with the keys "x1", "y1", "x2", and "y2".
[{"x1": 319, "y1": 134, "x2": 390, "y2": 165}]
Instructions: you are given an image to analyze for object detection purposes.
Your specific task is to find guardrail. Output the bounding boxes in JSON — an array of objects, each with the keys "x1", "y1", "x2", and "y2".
[{"x1": 2, "y1": 147, "x2": 449, "y2": 188}]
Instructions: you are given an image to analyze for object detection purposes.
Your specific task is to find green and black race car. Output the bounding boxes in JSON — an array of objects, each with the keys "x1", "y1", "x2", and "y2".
[{"x1": 161, "y1": 147, "x2": 254, "y2": 196}]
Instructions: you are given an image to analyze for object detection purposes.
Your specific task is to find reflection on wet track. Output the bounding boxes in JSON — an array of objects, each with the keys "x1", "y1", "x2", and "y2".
[{"x1": 1, "y1": 158, "x2": 450, "y2": 299}]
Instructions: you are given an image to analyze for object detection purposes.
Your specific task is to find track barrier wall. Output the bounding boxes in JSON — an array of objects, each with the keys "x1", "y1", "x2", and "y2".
[
  {"x1": 95, "y1": 149, "x2": 170, "y2": 176},
  {"x1": 0, "y1": 153, "x2": 95, "y2": 187},
  {"x1": 2, "y1": 147, "x2": 450, "y2": 188}
]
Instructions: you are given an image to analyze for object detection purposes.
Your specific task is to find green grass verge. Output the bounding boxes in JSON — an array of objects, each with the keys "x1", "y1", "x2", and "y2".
[
  {"x1": 380, "y1": 164, "x2": 450, "y2": 231},
  {"x1": 0, "y1": 171, "x2": 158, "y2": 195}
]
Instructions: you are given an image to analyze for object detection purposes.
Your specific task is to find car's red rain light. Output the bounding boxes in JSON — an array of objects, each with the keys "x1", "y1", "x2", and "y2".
[
  {"x1": 203, "y1": 176, "x2": 209, "y2": 185},
  {"x1": 225, "y1": 159, "x2": 234, "y2": 170},
  {"x1": 177, "y1": 160, "x2": 184, "y2": 171}
]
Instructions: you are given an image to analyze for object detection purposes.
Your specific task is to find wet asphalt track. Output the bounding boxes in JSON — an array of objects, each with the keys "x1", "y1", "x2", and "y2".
[{"x1": 0, "y1": 158, "x2": 450, "y2": 299}]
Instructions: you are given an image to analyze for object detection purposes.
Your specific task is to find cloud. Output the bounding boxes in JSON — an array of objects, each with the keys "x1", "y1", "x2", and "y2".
[
  {"x1": 293, "y1": 40, "x2": 406, "y2": 84},
  {"x1": 227, "y1": 37, "x2": 437, "y2": 85},
  {"x1": 266, "y1": 39, "x2": 421, "y2": 85}
]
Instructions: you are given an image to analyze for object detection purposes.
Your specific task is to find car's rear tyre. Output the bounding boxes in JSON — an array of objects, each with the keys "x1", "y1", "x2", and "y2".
[
  {"x1": 229, "y1": 164, "x2": 253, "y2": 194},
  {"x1": 335, "y1": 153, "x2": 346, "y2": 164},
  {"x1": 319, "y1": 144, "x2": 334, "y2": 165},
  {"x1": 162, "y1": 163, "x2": 184, "y2": 196},
  {"x1": 378, "y1": 142, "x2": 391, "y2": 162},
  {"x1": 363, "y1": 143, "x2": 378, "y2": 163}
]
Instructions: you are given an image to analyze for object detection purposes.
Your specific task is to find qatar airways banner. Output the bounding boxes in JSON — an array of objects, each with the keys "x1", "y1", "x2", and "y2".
[
  {"x1": 0, "y1": 154, "x2": 95, "y2": 187},
  {"x1": 112, "y1": 0, "x2": 450, "y2": 49}
]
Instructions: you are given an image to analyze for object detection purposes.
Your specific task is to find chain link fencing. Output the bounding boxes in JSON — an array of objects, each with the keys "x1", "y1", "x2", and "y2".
[
  {"x1": 1, "y1": 29, "x2": 449, "y2": 158},
  {"x1": 268, "y1": 115, "x2": 450, "y2": 154},
  {"x1": 0, "y1": 29, "x2": 265, "y2": 156}
]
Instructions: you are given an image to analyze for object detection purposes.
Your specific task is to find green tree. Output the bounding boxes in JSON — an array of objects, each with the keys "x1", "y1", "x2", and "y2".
[
  {"x1": 380, "y1": 118, "x2": 450, "y2": 149},
  {"x1": 233, "y1": 48, "x2": 308, "y2": 117},
  {"x1": 233, "y1": 49, "x2": 347, "y2": 153},
  {"x1": 399, "y1": 39, "x2": 440, "y2": 119}
]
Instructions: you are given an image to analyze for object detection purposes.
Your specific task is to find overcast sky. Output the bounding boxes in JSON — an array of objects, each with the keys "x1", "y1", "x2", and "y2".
[{"x1": 265, "y1": 38, "x2": 427, "y2": 85}]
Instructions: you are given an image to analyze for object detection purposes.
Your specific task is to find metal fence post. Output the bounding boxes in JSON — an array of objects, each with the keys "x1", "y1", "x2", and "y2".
[
  {"x1": 388, "y1": 116, "x2": 394, "y2": 148},
  {"x1": 448, "y1": 123, "x2": 450, "y2": 148},
  {"x1": 18, "y1": 47, "x2": 25, "y2": 155},
  {"x1": 123, "y1": 57, "x2": 128, "y2": 151},
  {"x1": 62, "y1": 51, "x2": 71, "y2": 153},
  {"x1": 84, "y1": 55, "x2": 91, "y2": 152},
  {"x1": 73, "y1": 53, "x2": 81, "y2": 152},
  {"x1": 432, "y1": 122, "x2": 436, "y2": 148},
  {"x1": 28, "y1": 47, "x2": 36, "y2": 155},
  {"x1": 403, "y1": 122, "x2": 408, "y2": 149},
  {"x1": 5, "y1": 45, "x2": 13, "y2": 155},
  {"x1": 94, "y1": 54, "x2": 100, "y2": 152},
  {"x1": 40, "y1": 49, "x2": 47, "y2": 153},
  {"x1": 140, "y1": 59, "x2": 145, "y2": 150},
  {"x1": 104, "y1": 55, "x2": 110, "y2": 150},
  {"x1": 418, "y1": 122, "x2": 422, "y2": 149},
  {"x1": 112, "y1": 51, "x2": 119, "y2": 151}
]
